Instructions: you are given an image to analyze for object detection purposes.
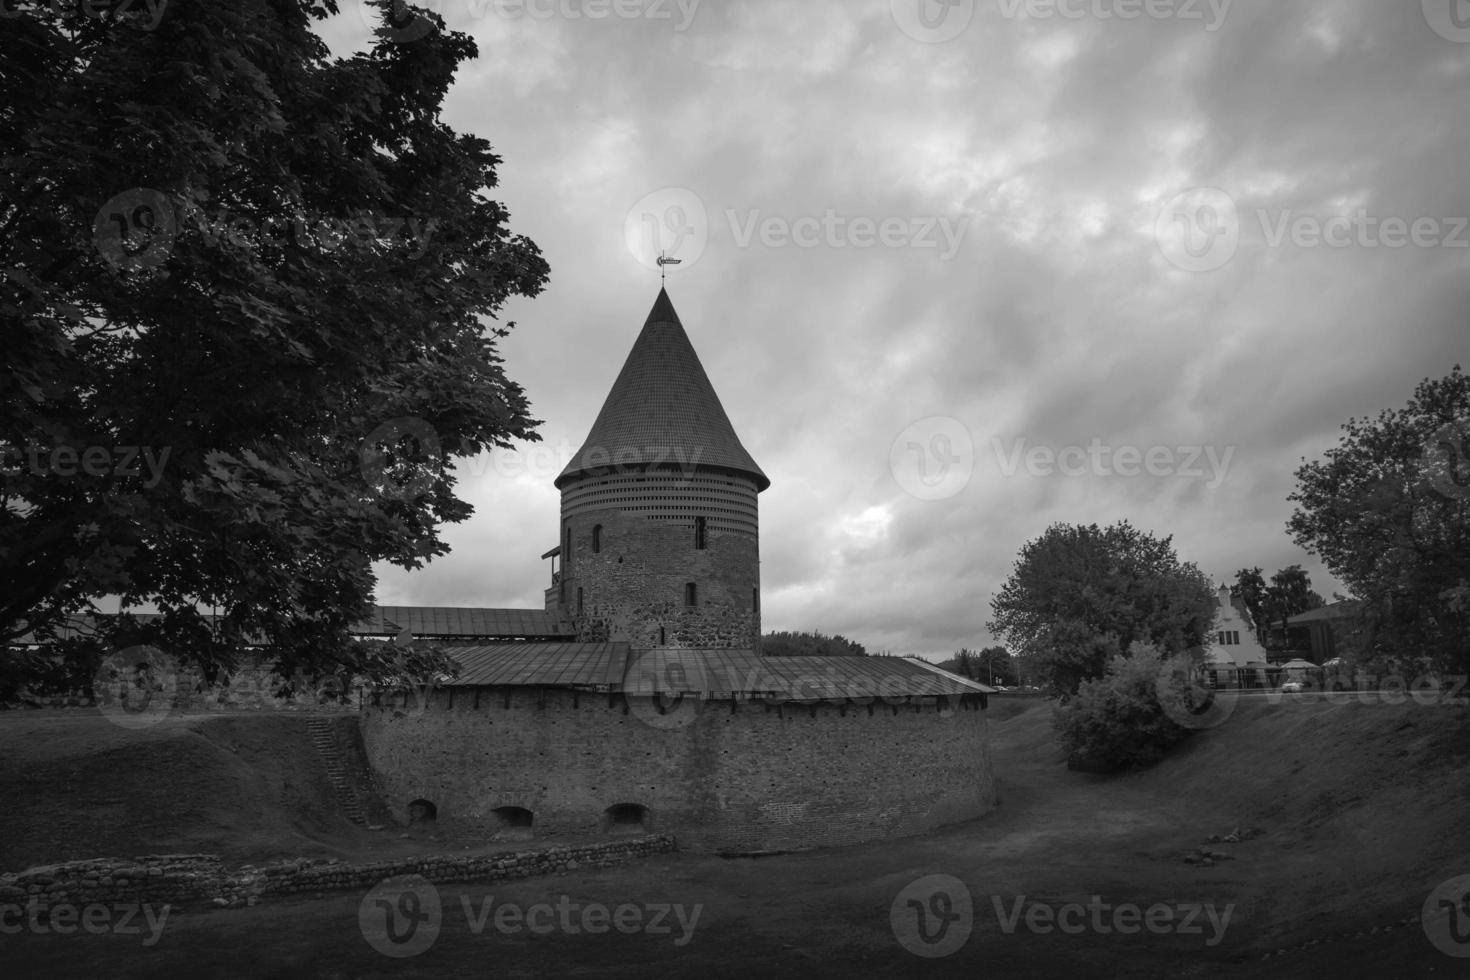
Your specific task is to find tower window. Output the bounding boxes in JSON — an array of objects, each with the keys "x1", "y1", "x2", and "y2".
[
  {"x1": 684, "y1": 582, "x2": 697, "y2": 607},
  {"x1": 577, "y1": 587, "x2": 584, "y2": 613},
  {"x1": 752, "y1": 588, "x2": 759, "y2": 613},
  {"x1": 694, "y1": 516, "x2": 707, "y2": 550},
  {"x1": 592, "y1": 524, "x2": 602, "y2": 553},
  {"x1": 564, "y1": 525, "x2": 572, "y2": 561}
]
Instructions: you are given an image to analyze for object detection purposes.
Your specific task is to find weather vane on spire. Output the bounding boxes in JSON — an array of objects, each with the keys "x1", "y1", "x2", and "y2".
[{"x1": 657, "y1": 251, "x2": 682, "y2": 282}]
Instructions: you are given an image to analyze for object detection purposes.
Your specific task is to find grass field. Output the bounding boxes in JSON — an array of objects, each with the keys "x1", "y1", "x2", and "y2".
[{"x1": 3, "y1": 695, "x2": 1468, "y2": 978}]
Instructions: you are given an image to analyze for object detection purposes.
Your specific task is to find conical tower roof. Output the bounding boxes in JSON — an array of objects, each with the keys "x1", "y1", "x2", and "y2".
[{"x1": 556, "y1": 289, "x2": 769, "y2": 491}]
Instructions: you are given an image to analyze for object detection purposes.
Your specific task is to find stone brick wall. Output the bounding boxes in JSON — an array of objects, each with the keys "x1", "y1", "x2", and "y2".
[
  {"x1": 0, "y1": 837, "x2": 675, "y2": 916},
  {"x1": 13, "y1": 653, "x2": 362, "y2": 714},
  {"x1": 558, "y1": 477, "x2": 761, "y2": 650},
  {"x1": 120, "y1": 654, "x2": 360, "y2": 713},
  {"x1": 361, "y1": 688, "x2": 995, "y2": 853},
  {"x1": 171, "y1": 657, "x2": 363, "y2": 713}
]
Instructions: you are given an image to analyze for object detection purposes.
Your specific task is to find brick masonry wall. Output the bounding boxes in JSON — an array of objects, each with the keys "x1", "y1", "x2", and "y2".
[
  {"x1": 361, "y1": 688, "x2": 996, "y2": 853},
  {"x1": 15, "y1": 653, "x2": 362, "y2": 714},
  {"x1": 560, "y1": 507, "x2": 760, "y2": 650},
  {"x1": 0, "y1": 837, "x2": 676, "y2": 916},
  {"x1": 113, "y1": 654, "x2": 361, "y2": 713}
]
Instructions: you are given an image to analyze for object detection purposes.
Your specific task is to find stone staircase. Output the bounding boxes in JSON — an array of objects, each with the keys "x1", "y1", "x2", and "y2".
[{"x1": 306, "y1": 718, "x2": 370, "y2": 826}]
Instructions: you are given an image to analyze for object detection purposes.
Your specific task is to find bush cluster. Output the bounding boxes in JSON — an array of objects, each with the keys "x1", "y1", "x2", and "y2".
[{"x1": 1052, "y1": 645, "x2": 1192, "y2": 771}]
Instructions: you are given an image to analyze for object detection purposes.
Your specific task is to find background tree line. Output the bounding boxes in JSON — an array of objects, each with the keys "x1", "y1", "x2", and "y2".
[
  {"x1": 761, "y1": 631, "x2": 867, "y2": 657},
  {"x1": 937, "y1": 646, "x2": 1017, "y2": 686},
  {"x1": 1230, "y1": 565, "x2": 1324, "y2": 649}
]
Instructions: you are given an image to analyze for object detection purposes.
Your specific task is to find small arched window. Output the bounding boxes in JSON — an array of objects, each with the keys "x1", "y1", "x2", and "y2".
[
  {"x1": 752, "y1": 588, "x2": 759, "y2": 613},
  {"x1": 694, "y1": 516, "x2": 707, "y2": 550},
  {"x1": 592, "y1": 524, "x2": 602, "y2": 553},
  {"x1": 577, "y1": 587, "x2": 584, "y2": 613},
  {"x1": 684, "y1": 582, "x2": 697, "y2": 607},
  {"x1": 564, "y1": 525, "x2": 572, "y2": 561}
]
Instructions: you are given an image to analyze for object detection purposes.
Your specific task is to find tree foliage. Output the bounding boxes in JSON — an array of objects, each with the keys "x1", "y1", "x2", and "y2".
[
  {"x1": 1052, "y1": 644, "x2": 1192, "y2": 772},
  {"x1": 987, "y1": 521, "x2": 1217, "y2": 699},
  {"x1": 1288, "y1": 366, "x2": 1469, "y2": 672},
  {"x1": 939, "y1": 646, "x2": 1014, "y2": 685},
  {"x1": 1, "y1": 1, "x2": 548, "y2": 677},
  {"x1": 1232, "y1": 565, "x2": 1324, "y2": 648},
  {"x1": 761, "y1": 630, "x2": 867, "y2": 657}
]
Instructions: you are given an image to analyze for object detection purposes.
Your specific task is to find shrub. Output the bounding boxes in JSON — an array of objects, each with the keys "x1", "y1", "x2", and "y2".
[{"x1": 1052, "y1": 644, "x2": 1191, "y2": 771}]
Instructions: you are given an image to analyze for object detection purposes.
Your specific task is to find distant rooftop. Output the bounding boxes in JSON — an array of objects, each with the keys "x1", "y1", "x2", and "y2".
[
  {"x1": 435, "y1": 646, "x2": 994, "y2": 698},
  {"x1": 356, "y1": 606, "x2": 573, "y2": 641},
  {"x1": 1280, "y1": 600, "x2": 1362, "y2": 627},
  {"x1": 449, "y1": 642, "x2": 630, "y2": 688}
]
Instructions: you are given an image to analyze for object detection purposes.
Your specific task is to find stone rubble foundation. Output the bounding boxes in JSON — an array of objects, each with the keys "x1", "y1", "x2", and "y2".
[{"x1": 0, "y1": 835, "x2": 676, "y2": 917}]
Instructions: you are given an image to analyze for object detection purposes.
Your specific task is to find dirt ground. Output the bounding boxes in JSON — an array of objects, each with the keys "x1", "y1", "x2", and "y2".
[{"x1": 3, "y1": 694, "x2": 1469, "y2": 978}]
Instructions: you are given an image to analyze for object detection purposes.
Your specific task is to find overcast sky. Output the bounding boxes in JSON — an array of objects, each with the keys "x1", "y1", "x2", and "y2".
[{"x1": 318, "y1": 0, "x2": 1468, "y2": 661}]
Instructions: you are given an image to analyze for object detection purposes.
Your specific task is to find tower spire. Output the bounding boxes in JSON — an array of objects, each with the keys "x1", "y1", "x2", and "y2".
[{"x1": 556, "y1": 288, "x2": 767, "y2": 491}]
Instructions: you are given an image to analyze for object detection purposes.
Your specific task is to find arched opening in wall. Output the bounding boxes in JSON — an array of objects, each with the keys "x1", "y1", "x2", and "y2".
[
  {"x1": 407, "y1": 798, "x2": 438, "y2": 824},
  {"x1": 564, "y1": 525, "x2": 572, "y2": 561},
  {"x1": 577, "y1": 587, "x2": 584, "y2": 613},
  {"x1": 684, "y1": 582, "x2": 697, "y2": 607},
  {"x1": 592, "y1": 524, "x2": 602, "y2": 553},
  {"x1": 694, "y1": 516, "x2": 707, "y2": 550},
  {"x1": 491, "y1": 806, "x2": 535, "y2": 841},
  {"x1": 659, "y1": 626, "x2": 666, "y2": 646},
  {"x1": 752, "y1": 588, "x2": 759, "y2": 613},
  {"x1": 602, "y1": 803, "x2": 649, "y2": 835}
]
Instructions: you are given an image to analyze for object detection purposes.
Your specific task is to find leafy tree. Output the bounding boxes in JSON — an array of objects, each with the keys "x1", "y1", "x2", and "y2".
[
  {"x1": 938, "y1": 649, "x2": 973, "y2": 679},
  {"x1": 1233, "y1": 565, "x2": 1324, "y2": 648},
  {"x1": 1051, "y1": 644, "x2": 1192, "y2": 772},
  {"x1": 1288, "y1": 366, "x2": 1469, "y2": 673},
  {"x1": 1265, "y1": 565, "x2": 1324, "y2": 627},
  {"x1": 988, "y1": 521, "x2": 1217, "y2": 699},
  {"x1": 0, "y1": 1, "x2": 547, "y2": 679},
  {"x1": 761, "y1": 631, "x2": 867, "y2": 657},
  {"x1": 1231, "y1": 567, "x2": 1269, "y2": 645},
  {"x1": 939, "y1": 646, "x2": 1014, "y2": 685},
  {"x1": 0, "y1": 635, "x2": 106, "y2": 704}
]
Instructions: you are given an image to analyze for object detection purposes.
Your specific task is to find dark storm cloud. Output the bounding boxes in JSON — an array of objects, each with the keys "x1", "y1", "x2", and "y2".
[{"x1": 322, "y1": 0, "x2": 1468, "y2": 658}]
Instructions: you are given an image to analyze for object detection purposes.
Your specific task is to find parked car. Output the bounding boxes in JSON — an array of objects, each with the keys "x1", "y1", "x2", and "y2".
[{"x1": 1280, "y1": 680, "x2": 1304, "y2": 693}]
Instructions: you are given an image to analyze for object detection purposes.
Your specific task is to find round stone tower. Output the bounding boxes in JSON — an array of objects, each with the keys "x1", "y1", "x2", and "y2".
[{"x1": 549, "y1": 288, "x2": 769, "y2": 651}]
